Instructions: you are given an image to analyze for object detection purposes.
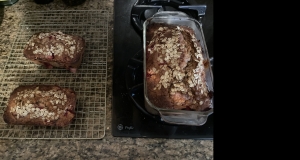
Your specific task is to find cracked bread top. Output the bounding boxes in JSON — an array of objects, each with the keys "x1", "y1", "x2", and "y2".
[
  {"x1": 146, "y1": 23, "x2": 212, "y2": 111},
  {"x1": 23, "y1": 31, "x2": 85, "y2": 64},
  {"x1": 3, "y1": 85, "x2": 76, "y2": 127}
]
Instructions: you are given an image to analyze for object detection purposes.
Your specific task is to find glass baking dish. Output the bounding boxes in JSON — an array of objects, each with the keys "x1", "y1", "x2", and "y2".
[{"x1": 143, "y1": 11, "x2": 214, "y2": 126}]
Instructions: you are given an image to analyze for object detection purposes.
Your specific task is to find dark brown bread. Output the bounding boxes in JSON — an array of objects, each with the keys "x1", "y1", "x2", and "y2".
[
  {"x1": 23, "y1": 31, "x2": 85, "y2": 73},
  {"x1": 146, "y1": 23, "x2": 212, "y2": 111},
  {"x1": 3, "y1": 85, "x2": 76, "y2": 127}
]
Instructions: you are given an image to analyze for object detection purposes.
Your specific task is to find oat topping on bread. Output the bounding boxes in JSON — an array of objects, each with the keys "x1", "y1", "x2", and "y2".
[{"x1": 146, "y1": 24, "x2": 212, "y2": 111}]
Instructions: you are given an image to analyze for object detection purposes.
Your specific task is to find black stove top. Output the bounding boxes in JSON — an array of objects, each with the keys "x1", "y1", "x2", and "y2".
[
  {"x1": 113, "y1": 0, "x2": 213, "y2": 139},
  {"x1": 131, "y1": 0, "x2": 207, "y2": 33}
]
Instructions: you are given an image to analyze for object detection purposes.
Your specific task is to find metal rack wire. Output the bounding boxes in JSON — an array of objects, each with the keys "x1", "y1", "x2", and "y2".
[{"x1": 0, "y1": 10, "x2": 108, "y2": 139}]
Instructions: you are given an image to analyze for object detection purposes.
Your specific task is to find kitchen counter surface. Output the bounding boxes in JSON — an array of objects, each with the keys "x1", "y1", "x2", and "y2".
[{"x1": 0, "y1": 0, "x2": 213, "y2": 159}]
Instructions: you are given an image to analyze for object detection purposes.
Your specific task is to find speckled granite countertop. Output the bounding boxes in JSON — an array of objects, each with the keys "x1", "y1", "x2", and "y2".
[{"x1": 0, "y1": 0, "x2": 213, "y2": 159}]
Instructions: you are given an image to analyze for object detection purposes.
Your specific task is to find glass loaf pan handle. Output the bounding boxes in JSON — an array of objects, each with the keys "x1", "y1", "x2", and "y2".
[
  {"x1": 158, "y1": 109, "x2": 213, "y2": 126},
  {"x1": 152, "y1": 11, "x2": 191, "y2": 19}
]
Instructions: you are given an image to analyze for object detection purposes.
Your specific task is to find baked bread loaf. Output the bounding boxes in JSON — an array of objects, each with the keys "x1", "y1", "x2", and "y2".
[
  {"x1": 23, "y1": 31, "x2": 85, "y2": 73},
  {"x1": 146, "y1": 23, "x2": 212, "y2": 111},
  {"x1": 3, "y1": 85, "x2": 76, "y2": 127}
]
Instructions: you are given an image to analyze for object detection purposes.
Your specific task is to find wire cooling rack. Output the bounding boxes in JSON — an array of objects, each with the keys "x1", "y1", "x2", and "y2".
[{"x1": 0, "y1": 10, "x2": 108, "y2": 139}]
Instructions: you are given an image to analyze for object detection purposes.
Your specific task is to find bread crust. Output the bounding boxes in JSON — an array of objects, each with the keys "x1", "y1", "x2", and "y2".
[
  {"x1": 23, "y1": 31, "x2": 85, "y2": 72},
  {"x1": 3, "y1": 85, "x2": 76, "y2": 127},
  {"x1": 146, "y1": 23, "x2": 212, "y2": 111}
]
